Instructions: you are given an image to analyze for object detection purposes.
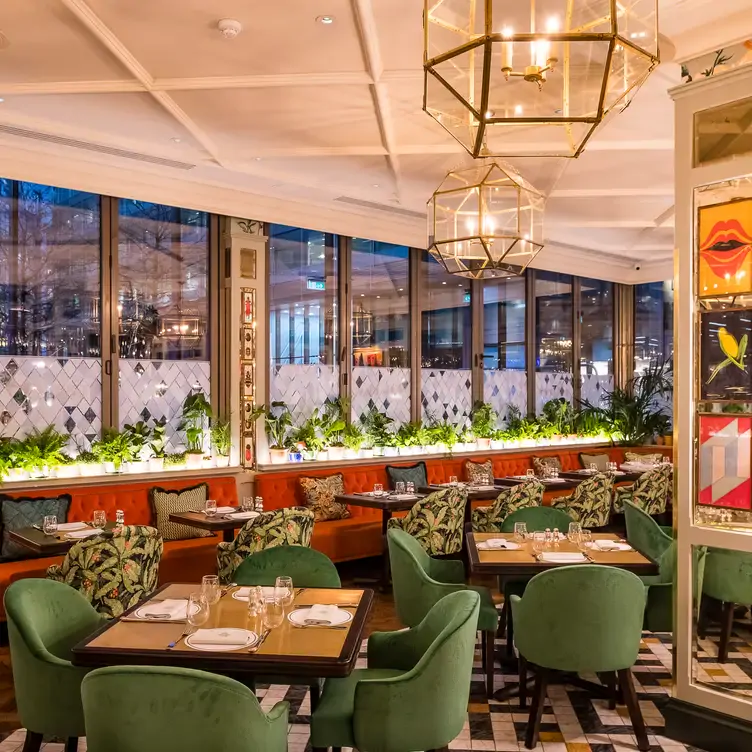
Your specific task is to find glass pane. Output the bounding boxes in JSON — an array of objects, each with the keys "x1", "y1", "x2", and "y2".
[
  {"x1": 420, "y1": 251, "x2": 472, "y2": 426},
  {"x1": 268, "y1": 224, "x2": 339, "y2": 424},
  {"x1": 0, "y1": 180, "x2": 101, "y2": 450},
  {"x1": 695, "y1": 95, "x2": 752, "y2": 167},
  {"x1": 635, "y1": 281, "x2": 674, "y2": 373},
  {"x1": 117, "y1": 200, "x2": 210, "y2": 451},
  {"x1": 350, "y1": 239, "x2": 410, "y2": 425},
  {"x1": 580, "y1": 278, "x2": 614, "y2": 406},
  {"x1": 483, "y1": 274, "x2": 527, "y2": 416},
  {"x1": 535, "y1": 270, "x2": 573, "y2": 413}
]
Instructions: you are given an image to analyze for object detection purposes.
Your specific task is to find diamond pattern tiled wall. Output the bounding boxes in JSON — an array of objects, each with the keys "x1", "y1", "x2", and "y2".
[
  {"x1": 0, "y1": 356, "x2": 101, "y2": 450},
  {"x1": 352, "y1": 367, "x2": 410, "y2": 425},
  {"x1": 119, "y1": 360, "x2": 210, "y2": 451},
  {"x1": 421, "y1": 368, "x2": 472, "y2": 428},
  {"x1": 535, "y1": 371, "x2": 574, "y2": 414},
  {"x1": 581, "y1": 373, "x2": 614, "y2": 408},
  {"x1": 270, "y1": 364, "x2": 339, "y2": 425},
  {"x1": 484, "y1": 369, "x2": 527, "y2": 419}
]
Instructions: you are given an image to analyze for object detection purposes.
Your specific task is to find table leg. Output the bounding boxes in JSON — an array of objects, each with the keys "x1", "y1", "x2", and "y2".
[
  {"x1": 381, "y1": 509, "x2": 393, "y2": 591},
  {"x1": 223, "y1": 528, "x2": 235, "y2": 543}
]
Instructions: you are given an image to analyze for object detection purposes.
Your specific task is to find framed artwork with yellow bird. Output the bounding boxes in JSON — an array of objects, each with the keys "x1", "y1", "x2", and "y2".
[{"x1": 701, "y1": 309, "x2": 752, "y2": 400}]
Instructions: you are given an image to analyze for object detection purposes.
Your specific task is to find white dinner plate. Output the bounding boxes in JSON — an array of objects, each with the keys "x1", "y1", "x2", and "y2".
[
  {"x1": 287, "y1": 607, "x2": 353, "y2": 627},
  {"x1": 134, "y1": 601, "x2": 200, "y2": 621},
  {"x1": 591, "y1": 540, "x2": 633, "y2": 552},
  {"x1": 227, "y1": 511, "x2": 259, "y2": 520},
  {"x1": 539, "y1": 552, "x2": 588, "y2": 564},
  {"x1": 232, "y1": 586, "x2": 277, "y2": 602},
  {"x1": 185, "y1": 629, "x2": 258, "y2": 652},
  {"x1": 477, "y1": 540, "x2": 521, "y2": 551}
]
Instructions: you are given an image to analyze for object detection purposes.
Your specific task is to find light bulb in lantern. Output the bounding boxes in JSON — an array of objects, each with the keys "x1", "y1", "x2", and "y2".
[
  {"x1": 535, "y1": 39, "x2": 551, "y2": 68},
  {"x1": 501, "y1": 26, "x2": 513, "y2": 72},
  {"x1": 546, "y1": 16, "x2": 560, "y2": 65}
]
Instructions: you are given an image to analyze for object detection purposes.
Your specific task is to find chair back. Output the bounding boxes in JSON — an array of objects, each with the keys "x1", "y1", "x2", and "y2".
[
  {"x1": 388, "y1": 528, "x2": 451, "y2": 627},
  {"x1": 500, "y1": 505, "x2": 573, "y2": 533},
  {"x1": 397, "y1": 487, "x2": 467, "y2": 555},
  {"x1": 496, "y1": 481, "x2": 544, "y2": 519},
  {"x1": 233, "y1": 546, "x2": 340, "y2": 588},
  {"x1": 82, "y1": 665, "x2": 289, "y2": 752},
  {"x1": 566, "y1": 472, "x2": 614, "y2": 527},
  {"x1": 511, "y1": 565, "x2": 646, "y2": 673},
  {"x1": 4, "y1": 579, "x2": 103, "y2": 738},
  {"x1": 47, "y1": 524, "x2": 163, "y2": 618},
  {"x1": 623, "y1": 499, "x2": 672, "y2": 563},
  {"x1": 702, "y1": 547, "x2": 752, "y2": 605},
  {"x1": 217, "y1": 506, "x2": 315, "y2": 583},
  {"x1": 353, "y1": 590, "x2": 480, "y2": 752},
  {"x1": 631, "y1": 464, "x2": 672, "y2": 515}
]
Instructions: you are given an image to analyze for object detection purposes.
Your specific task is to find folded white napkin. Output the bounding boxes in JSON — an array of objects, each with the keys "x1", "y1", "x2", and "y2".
[
  {"x1": 138, "y1": 599, "x2": 189, "y2": 619},
  {"x1": 190, "y1": 628, "x2": 250, "y2": 646},
  {"x1": 471, "y1": 485, "x2": 497, "y2": 491},
  {"x1": 57, "y1": 522, "x2": 89, "y2": 532},
  {"x1": 204, "y1": 506, "x2": 235, "y2": 514},
  {"x1": 65, "y1": 528, "x2": 104, "y2": 539},
  {"x1": 228, "y1": 511, "x2": 258, "y2": 519},
  {"x1": 234, "y1": 586, "x2": 276, "y2": 600},
  {"x1": 539, "y1": 552, "x2": 588, "y2": 563},
  {"x1": 305, "y1": 604, "x2": 340, "y2": 625},
  {"x1": 389, "y1": 493, "x2": 418, "y2": 500},
  {"x1": 483, "y1": 538, "x2": 509, "y2": 549},
  {"x1": 544, "y1": 478, "x2": 566, "y2": 483},
  {"x1": 593, "y1": 539, "x2": 632, "y2": 552}
]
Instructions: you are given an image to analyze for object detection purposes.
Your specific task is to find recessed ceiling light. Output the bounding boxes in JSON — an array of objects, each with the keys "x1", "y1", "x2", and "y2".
[
  {"x1": 442, "y1": 281, "x2": 447, "y2": 285},
  {"x1": 514, "y1": 104, "x2": 523, "y2": 115},
  {"x1": 254, "y1": 157, "x2": 262, "y2": 161},
  {"x1": 485, "y1": 110, "x2": 494, "y2": 118},
  {"x1": 372, "y1": 183, "x2": 380, "y2": 188},
  {"x1": 171, "y1": 137, "x2": 181, "y2": 143},
  {"x1": 0, "y1": 98, "x2": 5, "y2": 104},
  {"x1": 316, "y1": 15, "x2": 335, "y2": 24}
]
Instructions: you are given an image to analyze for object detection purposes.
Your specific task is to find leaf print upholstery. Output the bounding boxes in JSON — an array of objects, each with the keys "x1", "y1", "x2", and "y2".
[
  {"x1": 387, "y1": 488, "x2": 467, "y2": 555},
  {"x1": 472, "y1": 480, "x2": 544, "y2": 533},
  {"x1": 614, "y1": 464, "x2": 672, "y2": 515},
  {"x1": 217, "y1": 506, "x2": 314, "y2": 584},
  {"x1": 551, "y1": 473, "x2": 614, "y2": 528},
  {"x1": 46, "y1": 525, "x2": 163, "y2": 619}
]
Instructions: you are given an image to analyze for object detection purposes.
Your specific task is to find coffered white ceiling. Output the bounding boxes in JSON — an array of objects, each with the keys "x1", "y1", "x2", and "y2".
[{"x1": 0, "y1": 0, "x2": 749, "y2": 282}]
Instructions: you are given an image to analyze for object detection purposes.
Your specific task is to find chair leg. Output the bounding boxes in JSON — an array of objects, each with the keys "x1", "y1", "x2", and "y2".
[
  {"x1": 718, "y1": 601, "x2": 736, "y2": 663},
  {"x1": 505, "y1": 602, "x2": 515, "y2": 658},
  {"x1": 525, "y1": 668, "x2": 549, "y2": 750},
  {"x1": 519, "y1": 654, "x2": 528, "y2": 709},
  {"x1": 618, "y1": 668, "x2": 649, "y2": 752},
  {"x1": 480, "y1": 631, "x2": 487, "y2": 670},
  {"x1": 310, "y1": 681, "x2": 321, "y2": 712},
  {"x1": 605, "y1": 671, "x2": 617, "y2": 710},
  {"x1": 22, "y1": 732, "x2": 42, "y2": 752},
  {"x1": 498, "y1": 601, "x2": 507, "y2": 638},
  {"x1": 484, "y1": 629, "x2": 495, "y2": 698},
  {"x1": 64, "y1": 739, "x2": 78, "y2": 752}
]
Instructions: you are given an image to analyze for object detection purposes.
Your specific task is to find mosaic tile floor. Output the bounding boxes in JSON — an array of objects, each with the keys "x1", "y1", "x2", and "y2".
[{"x1": 0, "y1": 629, "x2": 730, "y2": 752}]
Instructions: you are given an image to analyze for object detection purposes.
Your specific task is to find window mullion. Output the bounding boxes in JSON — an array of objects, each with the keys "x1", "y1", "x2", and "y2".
[
  {"x1": 101, "y1": 196, "x2": 119, "y2": 433},
  {"x1": 338, "y1": 235, "x2": 352, "y2": 421},
  {"x1": 409, "y1": 248, "x2": 422, "y2": 423}
]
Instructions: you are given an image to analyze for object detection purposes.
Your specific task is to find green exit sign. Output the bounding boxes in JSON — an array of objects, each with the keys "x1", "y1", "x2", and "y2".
[{"x1": 307, "y1": 279, "x2": 326, "y2": 291}]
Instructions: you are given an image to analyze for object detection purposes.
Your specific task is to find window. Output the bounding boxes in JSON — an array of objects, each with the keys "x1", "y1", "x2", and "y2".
[
  {"x1": 580, "y1": 278, "x2": 614, "y2": 405},
  {"x1": 635, "y1": 280, "x2": 674, "y2": 372},
  {"x1": 117, "y1": 201, "x2": 210, "y2": 449},
  {"x1": 535, "y1": 271, "x2": 573, "y2": 412},
  {"x1": 350, "y1": 239, "x2": 410, "y2": 424},
  {"x1": 420, "y1": 252, "x2": 472, "y2": 425},
  {"x1": 0, "y1": 179, "x2": 101, "y2": 449},
  {"x1": 268, "y1": 224, "x2": 339, "y2": 423},
  {"x1": 483, "y1": 275, "x2": 527, "y2": 416}
]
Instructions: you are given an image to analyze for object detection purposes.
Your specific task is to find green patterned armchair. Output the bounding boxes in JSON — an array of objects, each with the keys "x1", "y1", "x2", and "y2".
[
  {"x1": 472, "y1": 480, "x2": 544, "y2": 533},
  {"x1": 47, "y1": 525, "x2": 163, "y2": 619},
  {"x1": 551, "y1": 472, "x2": 614, "y2": 528},
  {"x1": 387, "y1": 488, "x2": 467, "y2": 555},
  {"x1": 217, "y1": 506, "x2": 315, "y2": 584},
  {"x1": 614, "y1": 464, "x2": 672, "y2": 515}
]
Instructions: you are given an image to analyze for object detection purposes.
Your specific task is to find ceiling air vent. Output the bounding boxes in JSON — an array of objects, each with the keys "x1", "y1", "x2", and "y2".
[
  {"x1": 0, "y1": 124, "x2": 195, "y2": 170},
  {"x1": 335, "y1": 195, "x2": 426, "y2": 220}
]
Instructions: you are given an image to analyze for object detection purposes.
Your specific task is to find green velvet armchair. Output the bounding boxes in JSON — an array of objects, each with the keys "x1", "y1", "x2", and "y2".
[
  {"x1": 311, "y1": 590, "x2": 480, "y2": 752},
  {"x1": 499, "y1": 505, "x2": 573, "y2": 533},
  {"x1": 82, "y1": 665, "x2": 289, "y2": 752},
  {"x1": 5, "y1": 578, "x2": 107, "y2": 752},
  {"x1": 388, "y1": 528, "x2": 499, "y2": 697},
  {"x1": 511, "y1": 565, "x2": 649, "y2": 751},
  {"x1": 550, "y1": 472, "x2": 614, "y2": 528},
  {"x1": 472, "y1": 480, "x2": 544, "y2": 532},
  {"x1": 233, "y1": 545, "x2": 341, "y2": 588},
  {"x1": 623, "y1": 499, "x2": 673, "y2": 563}
]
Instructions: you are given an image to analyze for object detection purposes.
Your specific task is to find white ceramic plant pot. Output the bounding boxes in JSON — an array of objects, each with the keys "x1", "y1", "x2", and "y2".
[
  {"x1": 215, "y1": 455, "x2": 230, "y2": 468},
  {"x1": 129, "y1": 460, "x2": 148, "y2": 474},
  {"x1": 476, "y1": 438, "x2": 491, "y2": 450},
  {"x1": 328, "y1": 446, "x2": 345, "y2": 461},
  {"x1": 104, "y1": 461, "x2": 119, "y2": 474},
  {"x1": 318, "y1": 450, "x2": 329, "y2": 461},
  {"x1": 343, "y1": 448, "x2": 359, "y2": 460},
  {"x1": 149, "y1": 457, "x2": 165, "y2": 472},
  {"x1": 360, "y1": 448, "x2": 374, "y2": 459},
  {"x1": 79, "y1": 463, "x2": 102, "y2": 477},
  {"x1": 520, "y1": 439, "x2": 535, "y2": 448},
  {"x1": 383, "y1": 446, "x2": 398, "y2": 457},
  {"x1": 490, "y1": 440, "x2": 505, "y2": 450},
  {"x1": 55, "y1": 464, "x2": 79, "y2": 479},
  {"x1": 6, "y1": 467, "x2": 28, "y2": 481},
  {"x1": 434, "y1": 443, "x2": 447, "y2": 454},
  {"x1": 185, "y1": 452, "x2": 204, "y2": 470},
  {"x1": 269, "y1": 448, "x2": 289, "y2": 465},
  {"x1": 371, "y1": 446, "x2": 384, "y2": 457}
]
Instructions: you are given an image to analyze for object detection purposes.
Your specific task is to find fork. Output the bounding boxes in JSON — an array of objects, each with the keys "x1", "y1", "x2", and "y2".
[
  {"x1": 292, "y1": 623, "x2": 348, "y2": 630},
  {"x1": 167, "y1": 629, "x2": 190, "y2": 649}
]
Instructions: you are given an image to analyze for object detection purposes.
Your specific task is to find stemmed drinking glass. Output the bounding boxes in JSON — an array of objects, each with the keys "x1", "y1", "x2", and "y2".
[
  {"x1": 187, "y1": 592, "x2": 210, "y2": 634},
  {"x1": 275, "y1": 576, "x2": 295, "y2": 611}
]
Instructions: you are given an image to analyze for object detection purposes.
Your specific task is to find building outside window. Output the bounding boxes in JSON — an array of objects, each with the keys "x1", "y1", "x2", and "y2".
[
  {"x1": 635, "y1": 280, "x2": 674, "y2": 372},
  {"x1": 580, "y1": 277, "x2": 614, "y2": 406}
]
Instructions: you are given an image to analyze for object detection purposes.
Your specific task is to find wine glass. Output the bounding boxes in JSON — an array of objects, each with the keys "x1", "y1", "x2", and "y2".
[
  {"x1": 205, "y1": 499, "x2": 217, "y2": 517},
  {"x1": 577, "y1": 530, "x2": 592, "y2": 552},
  {"x1": 275, "y1": 576, "x2": 295, "y2": 610},
  {"x1": 201, "y1": 574, "x2": 220, "y2": 606},
  {"x1": 187, "y1": 592, "x2": 210, "y2": 633},
  {"x1": 262, "y1": 598, "x2": 285, "y2": 630},
  {"x1": 513, "y1": 522, "x2": 527, "y2": 543},
  {"x1": 43, "y1": 515, "x2": 58, "y2": 535},
  {"x1": 93, "y1": 510, "x2": 106, "y2": 529}
]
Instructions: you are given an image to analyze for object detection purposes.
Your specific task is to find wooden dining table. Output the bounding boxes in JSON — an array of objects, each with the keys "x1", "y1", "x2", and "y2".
[
  {"x1": 72, "y1": 583, "x2": 374, "y2": 695},
  {"x1": 494, "y1": 476, "x2": 580, "y2": 491},
  {"x1": 9, "y1": 522, "x2": 117, "y2": 556},
  {"x1": 168, "y1": 509, "x2": 258, "y2": 542}
]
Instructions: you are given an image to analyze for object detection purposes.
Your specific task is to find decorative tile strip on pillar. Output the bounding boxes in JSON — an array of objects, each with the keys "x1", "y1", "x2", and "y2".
[{"x1": 240, "y1": 288, "x2": 257, "y2": 468}]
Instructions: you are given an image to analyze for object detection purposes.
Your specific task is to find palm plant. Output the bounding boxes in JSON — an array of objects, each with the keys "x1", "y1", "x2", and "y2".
[
  {"x1": 362, "y1": 407, "x2": 395, "y2": 447},
  {"x1": 91, "y1": 428, "x2": 137, "y2": 471},
  {"x1": 470, "y1": 401, "x2": 497, "y2": 439},
  {"x1": 265, "y1": 402, "x2": 293, "y2": 450},
  {"x1": 149, "y1": 417, "x2": 168, "y2": 459},
  {"x1": 210, "y1": 417, "x2": 232, "y2": 457},
  {"x1": 342, "y1": 421, "x2": 365, "y2": 451},
  {"x1": 180, "y1": 391, "x2": 212, "y2": 455}
]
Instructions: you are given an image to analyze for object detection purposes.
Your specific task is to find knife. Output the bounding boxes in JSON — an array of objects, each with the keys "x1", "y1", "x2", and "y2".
[{"x1": 248, "y1": 628, "x2": 271, "y2": 653}]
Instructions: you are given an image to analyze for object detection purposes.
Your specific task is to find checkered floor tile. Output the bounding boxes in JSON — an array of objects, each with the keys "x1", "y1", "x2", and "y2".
[{"x1": 694, "y1": 610, "x2": 752, "y2": 697}]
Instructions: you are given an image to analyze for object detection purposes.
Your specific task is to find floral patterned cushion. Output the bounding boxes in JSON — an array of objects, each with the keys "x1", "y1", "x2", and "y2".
[
  {"x1": 579, "y1": 453, "x2": 610, "y2": 472},
  {"x1": 46, "y1": 525, "x2": 163, "y2": 619},
  {"x1": 149, "y1": 483, "x2": 212, "y2": 541},
  {"x1": 614, "y1": 465, "x2": 671, "y2": 515},
  {"x1": 299, "y1": 474, "x2": 349, "y2": 522},
  {"x1": 624, "y1": 452, "x2": 663, "y2": 465},
  {"x1": 0, "y1": 494, "x2": 71, "y2": 561},
  {"x1": 385, "y1": 462, "x2": 428, "y2": 490},
  {"x1": 532, "y1": 456, "x2": 561, "y2": 477},
  {"x1": 472, "y1": 480, "x2": 544, "y2": 532},
  {"x1": 387, "y1": 487, "x2": 467, "y2": 555},
  {"x1": 217, "y1": 506, "x2": 315, "y2": 583},
  {"x1": 552, "y1": 473, "x2": 614, "y2": 528},
  {"x1": 465, "y1": 460, "x2": 494, "y2": 484}
]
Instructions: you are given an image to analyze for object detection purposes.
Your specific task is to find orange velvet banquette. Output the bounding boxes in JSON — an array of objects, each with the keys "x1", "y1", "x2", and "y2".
[
  {"x1": 0, "y1": 475, "x2": 238, "y2": 620},
  {"x1": 253, "y1": 445, "x2": 672, "y2": 564}
]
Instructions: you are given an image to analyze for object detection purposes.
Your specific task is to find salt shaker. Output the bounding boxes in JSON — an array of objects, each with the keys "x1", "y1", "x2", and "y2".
[
  {"x1": 115, "y1": 509, "x2": 125, "y2": 526},
  {"x1": 552, "y1": 528, "x2": 560, "y2": 548},
  {"x1": 254, "y1": 496, "x2": 264, "y2": 512},
  {"x1": 544, "y1": 527, "x2": 552, "y2": 549}
]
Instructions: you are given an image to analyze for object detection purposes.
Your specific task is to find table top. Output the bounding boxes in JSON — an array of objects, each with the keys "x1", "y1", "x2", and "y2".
[
  {"x1": 72, "y1": 584, "x2": 374, "y2": 679},
  {"x1": 420, "y1": 484, "x2": 501, "y2": 501},
  {"x1": 558, "y1": 469, "x2": 644, "y2": 483},
  {"x1": 467, "y1": 532, "x2": 658, "y2": 577},
  {"x1": 9, "y1": 522, "x2": 116, "y2": 556},
  {"x1": 495, "y1": 476, "x2": 579, "y2": 491},
  {"x1": 168, "y1": 509, "x2": 257, "y2": 532},
  {"x1": 335, "y1": 492, "x2": 425, "y2": 511}
]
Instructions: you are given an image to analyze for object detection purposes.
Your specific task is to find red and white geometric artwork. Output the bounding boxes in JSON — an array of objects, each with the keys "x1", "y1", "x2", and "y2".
[{"x1": 698, "y1": 415, "x2": 752, "y2": 510}]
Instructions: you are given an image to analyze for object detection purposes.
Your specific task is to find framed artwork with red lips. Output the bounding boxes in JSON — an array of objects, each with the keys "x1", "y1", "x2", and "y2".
[{"x1": 698, "y1": 197, "x2": 752, "y2": 298}]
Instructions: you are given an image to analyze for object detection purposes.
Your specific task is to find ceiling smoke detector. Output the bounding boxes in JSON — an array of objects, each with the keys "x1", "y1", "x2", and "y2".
[{"x1": 217, "y1": 19, "x2": 242, "y2": 39}]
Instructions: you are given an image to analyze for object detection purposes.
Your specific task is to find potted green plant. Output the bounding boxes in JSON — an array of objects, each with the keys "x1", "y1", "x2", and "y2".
[
  {"x1": 292, "y1": 410, "x2": 327, "y2": 461},
  {"x1": 470, "y1": 401, "x2": 497, "y2": 450},
  {"x1": 13, "y1": 426, "x2": 68, "y2": 478},
  {"x1": 92, "y1": 428, "x2": 137, "y2": 473},
  {"x1": 164, "y1": 451, "x2": 187, "y2": 470},
  {"x1": 75, "y1": 449, "x2": 102, "y2": 477},
  {"x1": 0, "y1": 441, "x2": 13, "y2": 483},
  {"x1": 321, "y1": 398, "x2": 347, "y2": 460},
  {"x1": 395, "y1": 421, "x2": 425, "y2": 456},
  {"x1": 180, "y1": 391, "x2": 212, "y2": 469},
  {"x1": 210, "y1": 417, "x2": 232, "y2": 467},
  {"x1": 123, "y1": 420, "x2": 151, "y2": 473},
  {"x1": 342, "y1": 421, "x2": 365, "y2": 459},
  {"x1": 55, "y1": 453, "x2": 79, "y2": 479},
  {"x1": 363, "y1": 408, "x2": 395, "y2": 456},
  {"x1": 265, "y1": 402, "x2": 293, "y2": 464},
  {"x1": 148, "y1": 417, "x2": 168, "y2": 472},
  {"x1": 427, "y1": 419, "x2": 459, "y2": 454}
]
